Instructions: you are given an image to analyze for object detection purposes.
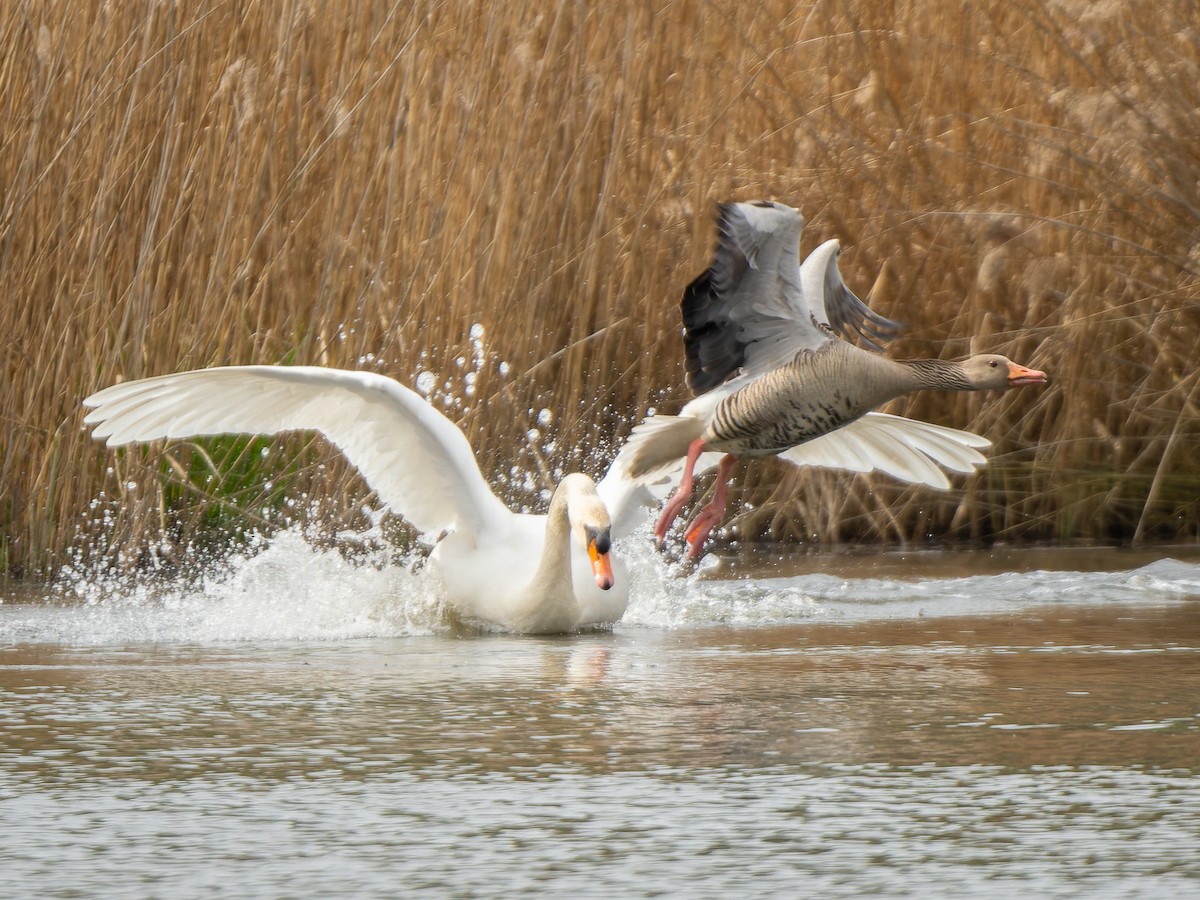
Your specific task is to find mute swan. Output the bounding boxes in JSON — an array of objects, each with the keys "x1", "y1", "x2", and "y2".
[
  {"x1": 83, "y1": 366, "x2": 629, "y2": 634},
  {"x1": 616, "y1": 200, "x2": 1047, "y2": 558}
]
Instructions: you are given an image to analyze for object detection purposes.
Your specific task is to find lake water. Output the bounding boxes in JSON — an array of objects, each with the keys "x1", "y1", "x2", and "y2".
[{"x1": 3, "y1": 536, "x2": 1200, "y2": 897}]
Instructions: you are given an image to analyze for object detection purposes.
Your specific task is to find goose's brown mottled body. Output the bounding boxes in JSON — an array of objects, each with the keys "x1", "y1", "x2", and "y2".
[
  {"x1": 708, "y1": 344, "x2": 883, "y2": 454},
  {"x1": 706, "y1": 343, "x2": 979, "y2": 456}
]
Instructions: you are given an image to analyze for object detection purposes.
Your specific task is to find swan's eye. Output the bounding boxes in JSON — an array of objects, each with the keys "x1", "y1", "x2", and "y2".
[{"x1": 586, "y1": 526, "x2": 611, "y2": 556}]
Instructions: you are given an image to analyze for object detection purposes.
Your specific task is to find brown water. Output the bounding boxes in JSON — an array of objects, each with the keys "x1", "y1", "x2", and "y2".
[{"x1": 2, "y1": 545, "x2": 1199, "y2": 896}]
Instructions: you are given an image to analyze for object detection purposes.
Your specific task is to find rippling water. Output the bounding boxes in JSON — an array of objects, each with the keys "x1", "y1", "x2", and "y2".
[{"x1": 3, "y1": 537, "x2": 1199, "y2": 897}]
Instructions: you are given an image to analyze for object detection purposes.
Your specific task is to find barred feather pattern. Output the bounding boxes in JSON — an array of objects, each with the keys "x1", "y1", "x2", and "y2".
[{"x1": 703, "y1": 343, "x2": 973, "y2": 456}]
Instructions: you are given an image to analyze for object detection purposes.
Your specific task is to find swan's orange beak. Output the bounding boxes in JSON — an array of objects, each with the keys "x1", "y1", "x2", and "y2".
[
  {"x1": 588, "y1": 540, "x2": 615, "y2": 591},
  {"x1": 1007, "y1": 362, "x2": 1047, "y2": 387}
]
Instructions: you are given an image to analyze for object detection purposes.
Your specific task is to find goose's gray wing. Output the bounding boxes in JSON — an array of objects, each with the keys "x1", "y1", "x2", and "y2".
[{"x1": 682, "y1": 201, "x2": 898, "y2": 395}]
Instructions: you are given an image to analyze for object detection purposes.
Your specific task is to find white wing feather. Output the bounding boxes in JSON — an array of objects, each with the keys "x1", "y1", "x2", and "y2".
[
  {"x1": 778, "y1": 412, "x2": 989, "y2": 488},
  {"x1": 83, "y1": 366, "x2": 511, "y2": 536}
]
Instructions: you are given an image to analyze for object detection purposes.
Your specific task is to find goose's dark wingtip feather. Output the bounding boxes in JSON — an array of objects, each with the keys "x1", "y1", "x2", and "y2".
[
  {"x1": 838, "y1": 313, "x2": 903, "y2": 351},
  {"x1": 829, "y1": 285, "x2": 902, "y2": 350},
  {"x1": 680, "y1": 200, "x2": 800, "y2": 396},
  {"x1": 680, "y1": 270, "x2": 714, "y2": 331},
  {"x1": 681, "y1": 269, "x2": 747, "y2": 395}
]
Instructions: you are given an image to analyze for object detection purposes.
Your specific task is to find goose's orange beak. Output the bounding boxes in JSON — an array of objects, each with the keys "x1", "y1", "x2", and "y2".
[
  {"x1": 587, "y1": 540, "x2": 615, "y2": 591},
  {"x1": 1007, "y1": 362, "x2": 1047, "y2": 386}
]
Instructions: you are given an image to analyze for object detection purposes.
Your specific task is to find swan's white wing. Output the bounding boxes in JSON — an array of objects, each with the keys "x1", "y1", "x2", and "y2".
[
  {"x1": 596, "y1": 460, "x2": 715, "y2": 540},
  {"x1": 597, "y1": 457, "x2": 723, "y2": 540},
  {"x1": 595, "y1": 472, "x2": 658, "y2": 540},
  {"x1": 83, "y1": 366, "x2": 511, "y2": 536},
  {"x1": 800, "y1": 239, "x2": 899, "y2": 351},
  {"x1": 777, "y1": 412, "x2": 990, "y2": 489}
]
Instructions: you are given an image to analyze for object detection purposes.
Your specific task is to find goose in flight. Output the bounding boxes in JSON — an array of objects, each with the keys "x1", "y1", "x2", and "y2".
[
  {"x1": 616, "y1": 200, "x2": 1047, "y2": 558},
  {"x1": 83, "y1": 366, "x2": 635, "y2": 634}
]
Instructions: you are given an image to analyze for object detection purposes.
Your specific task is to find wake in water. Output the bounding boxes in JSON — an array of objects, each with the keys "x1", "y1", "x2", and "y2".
[
  {"x1": 623, "y1": 550, "x2": 1200, "y2": 628},
  {"x1": 3, "y1": 522, "x2": 1199, "y2": 645}
]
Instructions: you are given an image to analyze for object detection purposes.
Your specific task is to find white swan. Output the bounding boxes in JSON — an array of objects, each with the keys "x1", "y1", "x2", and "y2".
[{"x1": 82, "y1": 366, "x2": 634, "y2": 634}]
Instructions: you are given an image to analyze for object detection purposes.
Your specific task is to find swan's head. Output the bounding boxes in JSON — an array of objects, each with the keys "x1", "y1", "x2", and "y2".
[
  {"x1": 961, "y1": 354, "x2": 1048, "y2": 390},
  {"x1": 584, "y1": 524, "x2": 615, "y2": 591},
  {"x1": 561, "y1": 473, "x2": 616, "y2": 591}
]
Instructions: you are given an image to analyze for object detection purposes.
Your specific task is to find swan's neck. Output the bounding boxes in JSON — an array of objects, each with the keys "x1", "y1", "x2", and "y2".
[
  {"x1": 895, "y1": 358, "x2": 974, "y2": 392},
  {"x1": 519, "y1": 485, "x2": 582, "y2": 629}
]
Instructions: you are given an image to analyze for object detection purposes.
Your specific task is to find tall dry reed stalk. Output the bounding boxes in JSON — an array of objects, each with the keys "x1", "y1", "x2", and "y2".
[{"x1": 2, "y1": 0, "x2": 1198, "y2": 578}]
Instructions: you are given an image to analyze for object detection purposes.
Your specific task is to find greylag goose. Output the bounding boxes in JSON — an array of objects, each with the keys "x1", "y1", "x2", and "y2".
[
  {"x1": 83, "y1": 366, "x2": 630, "y2": 634},
  {"x1": 617, "y1": 200, "x2": 1047, "y2": 558}
]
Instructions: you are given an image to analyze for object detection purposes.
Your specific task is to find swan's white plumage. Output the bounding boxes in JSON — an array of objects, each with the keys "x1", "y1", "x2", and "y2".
[
  {"x1": 83, "y1": 366, "x2": 629, "y2": 634},
  {"x1": 85, "y1": 366, "x2": 510, "y2": 536}
]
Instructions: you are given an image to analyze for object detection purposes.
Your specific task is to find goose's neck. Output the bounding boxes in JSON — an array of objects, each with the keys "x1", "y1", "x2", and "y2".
[{"x1": 895, "y1": 358, "x2": 974, "y2": 392}]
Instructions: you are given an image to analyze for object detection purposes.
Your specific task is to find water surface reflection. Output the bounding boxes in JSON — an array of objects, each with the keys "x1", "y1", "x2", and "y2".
[
  {"x1": 4, "y1": 603, "x2": 1198, "y2": 782},
  {"x1": 2, "y1": 551, "x2": 1199, "y2": 896}
]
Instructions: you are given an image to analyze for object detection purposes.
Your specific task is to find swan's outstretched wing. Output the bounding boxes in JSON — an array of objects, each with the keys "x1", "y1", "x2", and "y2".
[
  {"x1": 778, "y1": 412, "x2": 990, "y2": 489},
  {"x1": 682, "y1": 201, "x2": 898, "y2": 393},
  {"x1": 83, "y1": 366, "x2": 512, "y2": 536},
  {"x1": 597, "y1": 463, "x2": 719, "y2": 540}
]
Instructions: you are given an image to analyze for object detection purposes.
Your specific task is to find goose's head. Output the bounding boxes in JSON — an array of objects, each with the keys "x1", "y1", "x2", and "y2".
[
  {"x1": 560, "y1": 473, "x2": 616, "y2": 591},
  {"x1": 961, "y1": 354, "x2": 1048, "y2": 390}
]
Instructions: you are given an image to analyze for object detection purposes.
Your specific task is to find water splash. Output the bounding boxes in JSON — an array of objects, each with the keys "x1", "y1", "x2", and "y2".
[
  {"x1": 7, "y1": 512, "x2": 1199, "y2": 647},
  {"x1": 5, "y1": 538, "x2": 1199, "y2": 646},
  {"x1": 17, "y1": 424, "x2": 1200, "y2": 650},
  {"x1": 6, "y1": 525, "x2": 445, "y2": 645}
]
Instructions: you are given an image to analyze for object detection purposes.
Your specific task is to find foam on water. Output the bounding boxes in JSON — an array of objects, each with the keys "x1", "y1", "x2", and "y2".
[
  {"x1": 622, "y1": 551, "x2": 1200, "y2": 628},
  {"x1": 3, "y1": 524, "x2": 1198, "y2": 645}
]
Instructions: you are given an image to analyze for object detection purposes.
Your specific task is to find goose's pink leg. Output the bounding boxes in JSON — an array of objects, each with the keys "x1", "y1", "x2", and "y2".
[
  {"x1": 684, "y1": 454, "x2": 736, "y2": 559},
  {"x1": 654, "y1": 437, "x2": 708, "y2": 544}
]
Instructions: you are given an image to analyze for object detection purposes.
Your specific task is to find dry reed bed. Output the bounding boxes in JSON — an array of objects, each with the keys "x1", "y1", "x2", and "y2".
[{"x1": 2, "y1": 1, "x2": 1198, "y2": 578}]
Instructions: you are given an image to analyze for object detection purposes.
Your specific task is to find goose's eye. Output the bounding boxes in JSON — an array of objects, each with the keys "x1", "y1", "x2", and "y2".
[{"x1": 989, "y1": 360, "x2": 999, "y2": 368}]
